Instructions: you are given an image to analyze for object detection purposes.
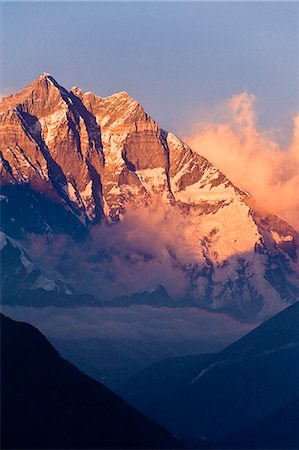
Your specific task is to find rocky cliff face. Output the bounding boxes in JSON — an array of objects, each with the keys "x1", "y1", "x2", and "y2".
[
  {"x1": 0, "y1": 73, "x2": 244, "y2": 224},
  {"x1": 1, "y1": 74, "x2": 298, "y2": 318}
]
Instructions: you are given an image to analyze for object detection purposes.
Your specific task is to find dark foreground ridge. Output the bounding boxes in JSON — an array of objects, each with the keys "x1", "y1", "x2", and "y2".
[{"x1": 0, "y1": 313, "x2": 182, "y2": 449}]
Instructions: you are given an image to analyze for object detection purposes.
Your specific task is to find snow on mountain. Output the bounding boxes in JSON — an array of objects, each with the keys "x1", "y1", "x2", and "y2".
[
  {"x1": 0, "y1": 230, "x2": 72, "y2": 297},
  {"x1": 0, "y1": 230, "x2": 98, "y2": 307},
  {"x1": 0, "y1": 74, "x2": 298, "y2": 318}
]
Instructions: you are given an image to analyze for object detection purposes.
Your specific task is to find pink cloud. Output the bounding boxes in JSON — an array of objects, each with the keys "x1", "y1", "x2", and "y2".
[{"x1": 183, "y1": 92, "x2": 299, "y2": 231}]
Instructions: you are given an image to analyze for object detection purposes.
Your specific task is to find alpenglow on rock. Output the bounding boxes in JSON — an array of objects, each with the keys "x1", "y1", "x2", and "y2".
[{"x1": 0, "y1": 73, "x2": 298, "y2": 318}]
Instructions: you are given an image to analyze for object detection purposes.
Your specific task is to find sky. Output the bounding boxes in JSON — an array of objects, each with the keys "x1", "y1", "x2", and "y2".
[{"x1": 0, "y1": 1, "x2": 298, "y2": 145}]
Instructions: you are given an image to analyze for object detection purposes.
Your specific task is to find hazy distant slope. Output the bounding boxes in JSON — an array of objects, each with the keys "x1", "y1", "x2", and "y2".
[
  {"x1": 119, "y1": 301, "x2": 299, "y2": 447},
  {"x1": 219, "y1": 398, "x2": 299, "y2": 449}
]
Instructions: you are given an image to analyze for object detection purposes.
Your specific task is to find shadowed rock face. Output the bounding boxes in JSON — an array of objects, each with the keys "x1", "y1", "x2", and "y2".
[
  {"x1": 0, "y1": 73, "x2": 298, "y2": 316},
  {"x1": 0, "y1": 313, "x2": 182, "y2": 449}
]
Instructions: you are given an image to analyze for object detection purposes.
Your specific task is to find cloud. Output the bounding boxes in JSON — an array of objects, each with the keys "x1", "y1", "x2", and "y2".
[
  {"x1": 26, "y1": 194, "x2": 291, "y2": 320},
  {"x1": 27, "y1": 203, "x2": 198, "y2": 301},
  {"x1": 1, "y1": 305, "x2": 256, "y2": 351},
  {"x1": 183, "y1": 92, "x2": 299, "y2": 231}
]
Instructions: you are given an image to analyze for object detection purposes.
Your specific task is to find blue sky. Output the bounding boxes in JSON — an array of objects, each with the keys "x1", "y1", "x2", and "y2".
[{"x1": 0, "y1": 1, "x2": 298, "y2": 143}]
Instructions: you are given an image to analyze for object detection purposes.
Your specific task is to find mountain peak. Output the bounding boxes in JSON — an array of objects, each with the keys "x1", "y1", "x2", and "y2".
[
  {"x1": 71, "y1": 85, "x2": 84, "y2": 95},
  {"x1": 27, "y1": 72, "x2": 58, "y2": 91},
  {"x1": 0, "y1": 72, "x2": 64, "y2": 114},
  {"x1": 38, "y1": 71, "x2": 52, "y2": 80},
  {"x1": 110, "y1": 90, "x2": 131, "y2": 98},
  {"x1": 100, "y1": 90, "x2": 139, "y2": 106}
]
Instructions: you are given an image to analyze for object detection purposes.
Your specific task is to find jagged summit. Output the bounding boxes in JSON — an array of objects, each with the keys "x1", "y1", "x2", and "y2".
[
  {"x1": 36, "y1": 71, "x2": 52, "y2": 81},
  {"x1": 0, "y1": 72, "x2": 51, "y2": 102},
  {"x1": 0, "y1": 72, "x2": 67, "y2": 116},
  {"x1": 0, "y1": 74, "x2": 298, "y2": 317},
  {"x1": 71, "y1": 85, "x2": 84, "y2": 97},
  {"x1": 102, "y1": 90, "x2": 136, "y2": 100}
]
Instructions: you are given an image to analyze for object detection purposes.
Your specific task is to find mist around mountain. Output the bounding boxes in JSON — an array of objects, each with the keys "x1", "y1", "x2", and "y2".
[
  {"x1": 1, "y1": 287, "x2": 298, "y2": 450},
  {"x1": 1, "y1": 303, "x2": 255, "y2": 390},
  {"x1": 0, "y1": 313, "x2": 182, "y2": 449},
  {"x1": 1, "y1": 73, "x2": 299, "y2": 321},
  {"x1": 118, "y1": 301, "x2": 299, "y2": 448}
]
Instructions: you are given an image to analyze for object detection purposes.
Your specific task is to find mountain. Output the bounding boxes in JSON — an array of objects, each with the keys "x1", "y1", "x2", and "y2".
[
  {"x1": 0, "y1": 230, "x2": 98, "y2": 306},
  {"x1": 110, "y1": 285, "x2": 173, "y2": 307},
  {"x1": 0, "y1": 313, "x2": 181, "y2": 449},
  {"x1": 219, "y1": 398, "x2": 299, "y2": 449},
  {"x1": 0, "y1": 231, "x2": 70, "y2": 298},
  {"x1": 1, "y1": 73, "x2": 298, "y2": 317},
  {"x1": 52, "y1": 335, "x2": 212, "y2": 389},
  {"x1": 118, "y1": 301, "x2": 299, "y2": 448}
]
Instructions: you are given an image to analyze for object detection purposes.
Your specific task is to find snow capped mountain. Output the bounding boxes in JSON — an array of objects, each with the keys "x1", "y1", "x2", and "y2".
[
  {"x1": 0, "y1": 73, "x2": 243, "y2": 223},
  {"x1": 0, "y1": 74, "x2": 298, "y2": 318}
]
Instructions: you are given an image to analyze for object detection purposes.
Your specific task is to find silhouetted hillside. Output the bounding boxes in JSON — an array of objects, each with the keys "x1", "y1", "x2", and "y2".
[{"x1": 0, "y1": 313, "x2": 181, "y2": 449}]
